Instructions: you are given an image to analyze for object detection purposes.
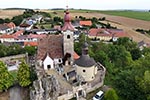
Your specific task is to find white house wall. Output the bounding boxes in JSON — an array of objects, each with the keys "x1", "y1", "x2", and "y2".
[{"x1": 43, "y1": 54, "x2": 54, "y2": 70}]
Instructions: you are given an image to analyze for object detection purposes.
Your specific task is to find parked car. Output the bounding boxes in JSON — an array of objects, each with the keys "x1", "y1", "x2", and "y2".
[{"x1": 92, "y1": 90, "x2": 104, "y2": 100}]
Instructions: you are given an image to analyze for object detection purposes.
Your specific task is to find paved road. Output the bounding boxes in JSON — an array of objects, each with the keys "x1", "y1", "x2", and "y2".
[{"x1": 9, "y1": 85, "x2": 22, "y2": 100}]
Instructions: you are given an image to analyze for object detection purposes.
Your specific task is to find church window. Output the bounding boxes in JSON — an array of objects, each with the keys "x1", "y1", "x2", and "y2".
[
  {"x1": 47, "y1": 65, "x2": 51, "y2": 69},
  {"x1": 67, "y1": 35, "x2": 70, "y2": 39}
]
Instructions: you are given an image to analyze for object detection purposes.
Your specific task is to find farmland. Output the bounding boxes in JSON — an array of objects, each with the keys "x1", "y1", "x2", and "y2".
[{"x1": 98, "y1": 10, "x2": 150, "y2": 21}]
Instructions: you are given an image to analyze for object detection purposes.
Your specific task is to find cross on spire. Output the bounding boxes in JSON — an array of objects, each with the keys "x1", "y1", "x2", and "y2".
[{"x1": 66, "y1": 0, "x2": 68, "y2": 10}]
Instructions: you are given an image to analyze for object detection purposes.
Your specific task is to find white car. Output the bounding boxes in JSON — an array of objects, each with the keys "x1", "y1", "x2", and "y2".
[{"x1": 92, "y1": 90, "x2": 104, "y2": 100}]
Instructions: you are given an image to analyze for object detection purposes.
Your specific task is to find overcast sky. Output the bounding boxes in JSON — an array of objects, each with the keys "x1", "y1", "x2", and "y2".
[{"x1": 0, "y1": 0, "x2": 149, "y2": 10}]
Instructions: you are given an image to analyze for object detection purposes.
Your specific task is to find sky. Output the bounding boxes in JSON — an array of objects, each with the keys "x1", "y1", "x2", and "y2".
[{"x1": 0, "y1": 0, "x2": 149, "y2": 10}]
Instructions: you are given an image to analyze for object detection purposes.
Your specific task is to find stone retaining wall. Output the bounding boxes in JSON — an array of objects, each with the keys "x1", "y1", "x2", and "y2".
[{"x1": 0, "y1": 54, "x2": 27, "y2": 62}]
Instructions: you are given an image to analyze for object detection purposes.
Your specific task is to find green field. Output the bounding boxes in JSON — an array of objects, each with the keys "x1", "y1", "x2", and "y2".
[
  {"x1": 98, "y1": 10, "x2": 150, "y2": 21},
  {"x1": 50, "y1": 9, "x2": 150, "y2": 21}
]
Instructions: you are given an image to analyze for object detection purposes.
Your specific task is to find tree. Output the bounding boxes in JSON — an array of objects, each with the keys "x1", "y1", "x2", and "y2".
[
  {"x1": 138, "y1": 70, "x2": 150, "y2": 99},
  {"x1": 0, "y1": 18, "x2": 4, "y2": 24},
  {"x1": 4, "y1": 18, "x2": 11, "y2": 23},
  {"x1": 0, "y1": 61, "x2": 14, "y2": 91},
  {"x1": 24, "y1": 46, "x2": 36, "y2": 56},
  {"x1": 30, "y1": 65, "x2": 37, "y2": 82},
  {"x1": 114, "y1": 37, "x2": 137, "y2": 51},
  {"x1": 12, "y1": 15, "x2": 23, "y2": 25},
  {"x1": 94, "y1": 50, "x2": 109, "y2": 65},
  {"x1": 104, "y1": 88, "x2": 118, "y2": 100},
  {"x1": 0, "y1": 44, "x2": 7, "y2": 57},
  {"x1": 17, "y1": 60, "x2": 31, "y2": 87},
  {"x1": 130, "y1": 48, "x2": 142, "y2": 60},
  {"x1": 90, "y1": 23, "x2": 97, "y2": 28}
]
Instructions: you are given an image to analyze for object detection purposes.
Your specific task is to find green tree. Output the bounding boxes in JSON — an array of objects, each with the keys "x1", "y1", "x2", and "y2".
[
  {"x1": 107, "y1": 45, "x2": 132, "y2": 67},
  {"x1": 138, "y1": 70, "x2": 150, "y2": 99},
  {"x1": 114, "y1": 37, "x2": 137, "y2": 51},
  {"x1": 142, "y1": 47, "x2": 150, "y2": 56},
  {"x1": 104, "y1": 88, "x2": 118, "y2": 100},
  {"x1": 94, "y1": 50, "x2": 109, "y2": 65},
  {"x1": 12, "y1": 15, "x2": 23, "y2": 25},
  {"x1": 90, "y1": 23, "x2": 97, "y2": 28},
  {"x1": 24, "y1": 46, "x2": 36, "y2": 56},
  {"x1": 0, "y1": 61, "x2": 14, "y2": 91},
  {"x1": 0, "y1": 44, "x2": 7, "y2": 57},
  {"x1": 130, "y1": 48, "x2": 142, "y2": 60},
  {"x1": 0, "y1": 18, "x2": 4, "y2": 24},
  {"x1": 4, "y1": 18, "x2": 11, "y2": 23},
  {"x1": 17, "y1": 60, "x2": 31, "y2": 87},
  {"x1": 30, "y1": 65, "x2": 38, "y2": 82}
]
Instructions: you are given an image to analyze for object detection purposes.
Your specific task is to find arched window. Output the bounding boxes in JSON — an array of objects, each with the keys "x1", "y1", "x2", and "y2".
[{"x1": 67, "y1": 35, "x2": 70, "y2": 39}]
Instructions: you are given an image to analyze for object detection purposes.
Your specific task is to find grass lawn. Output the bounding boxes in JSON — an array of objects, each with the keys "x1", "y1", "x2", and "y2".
[{"x1": 99, "y1": 10, "x2": 150, "y2": 21}]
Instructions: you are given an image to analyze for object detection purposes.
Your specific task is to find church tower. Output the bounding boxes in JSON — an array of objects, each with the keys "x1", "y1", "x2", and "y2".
[{"x1": 62, "y1": 7, "x2": 75, "y2": 65}]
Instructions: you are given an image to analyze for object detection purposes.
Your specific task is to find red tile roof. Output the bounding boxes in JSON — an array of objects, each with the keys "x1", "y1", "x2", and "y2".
[
  {"x1": 89, "y1": 28, "x2": 130, "y2": 38},
  {"x1": 88, "y1": 28, "x2": 107, "y2": 36},
  {"x1": 0, "y1": 34, "x2": 14, "y2": 38},
  {"x1": 13, "y1": 30, "x2": 24, "y2": 37},
  {"x1": 54, "y1": 25, "x2": 61, "y2": 30},
  {"x1": 61, "y1": 10, "x2": 75, "y2": 31},
  {"x1": 5, "y1": 22, "x2": 16, "y2": 28},
  {"x1": 24, "y1": 42, "x2": 38, "y2": 46},
  {"x1": 28, "y1": 34, "x2": 46, "y2": 38},
  {"x1": 80, "y1": 21, "x2": 92, "y2": 26},
  {"x1": 113, "y1": 32, "x2": 130, "y2": 38},
  {"x1": 74, "y1": 52, "x2": 80, "y2": 60},
  {"x1": 19, "y1": 24, "x2": 30, "y2": 27},
  {"x1": 37, "y1": 35, "x2": 63, "y2": 60}
]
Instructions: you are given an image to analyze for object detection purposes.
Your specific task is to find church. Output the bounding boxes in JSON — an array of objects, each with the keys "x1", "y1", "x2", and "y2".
[
  {"x1": 37, "y1": 8, "x2": 75, "y2": 70},
  {"x1": 35, "y1": 8, "x2": 106, "y2": 100}
]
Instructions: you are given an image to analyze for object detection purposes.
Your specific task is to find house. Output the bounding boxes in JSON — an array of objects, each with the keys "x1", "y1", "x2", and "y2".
[
  {"x1": 26, "y1": 18, "x2": 37, "y2": 25},
  {"x1": 4, "y1": 22, "x2": 16, "y2": 33},
  {"x1": 18, "y1": 23, "x2": 33, "y2": 31},
  {"x1": 73, "y1": 31, "x2": 80, "y2": 40},
  {"x1": 88, "y1": 28, "x2": 130, "y2": 41},
  {"x1": 79, "y1": 20, "x2": 92, "y2": 26},
  {"x1": 31, "y1": 14, "x2": 43, "y2": 23},
  {"x1": 138, "y1": 40, "x2": 148, "y2": 50},
  {"x1": 0, "y1": 22, "x2": 16, "y2": 34},
  {"x1": 24, "y1": 41, "x2": 38, "y2": 46},
  {"x1": 88, "y1": 28, "x2": 112, "y2": 41},
  {"x1": 54, "y1": 25, "x2": 61, "y2": 31},
  {"x1": 108, "y1": 29, "x2": 130, "y2": 41},
  {"x1": 0, "y1": 34, "x2": 15, "y2": 43},
  {"x1": 0, "y1": 24, "x2": 11, "y2": 34},
  {"x1": 13, "y1": 30, "x2": 24, "y2": 37}
]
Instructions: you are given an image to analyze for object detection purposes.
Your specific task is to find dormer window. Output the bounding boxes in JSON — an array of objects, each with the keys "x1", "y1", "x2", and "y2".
[{"x1": 67, "y1": 35, "x2": 70, "y2": 39}]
